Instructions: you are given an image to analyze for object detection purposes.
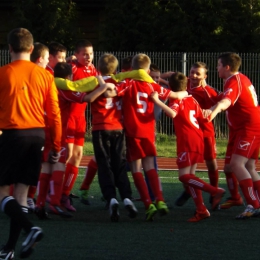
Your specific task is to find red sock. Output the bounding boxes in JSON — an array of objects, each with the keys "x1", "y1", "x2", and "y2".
[
  {"x1": 253, "y1": 180, "x2": 260, "y2": 204},
  {"x1": 80, "y1": 159, "x2": 97, "y2": 190},
  {"x1": 62, "y1": 163, "x2": 78, "y2": 196},
  {"x1": 36, "y1": 173, "x2": 52, "y2": 207},
  {"x1": 239, "y1": 179, "x2": 259, "y2": 208},
  {"x1": 208, "y1": 169, "x2": 219, "y2": 187},
  {"x1": 132, "y1": 172, "x2": 152, "y2": 209},
  {"x1": 27, "y1": 186, "x2": 37, "y2": 199},
  {"x1": 189, "y1": 186, "x2": 207, "y2": 212},
  {"x1": 49, "y1": 171, "x2": 64, "y2": 206},
  {"x1": 179, "y1": 174, "x2": 218, "y2": 195},
  {"x1": 145, "y1": 169, "x2": 164, "y2": 202},
  {"x1": 225, "y1": 172, "x2": 240, "y2": 200}
]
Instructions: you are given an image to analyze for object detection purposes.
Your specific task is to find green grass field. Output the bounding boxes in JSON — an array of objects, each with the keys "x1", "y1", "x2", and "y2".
[
  {"x1": 84, "y1": 134, "x2": 228, "y2": 158},
  {"x1": 1, "y1": 170, "x2": 259, "y2": 260}
]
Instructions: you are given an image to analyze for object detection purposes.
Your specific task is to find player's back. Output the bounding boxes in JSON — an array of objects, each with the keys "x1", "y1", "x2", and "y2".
[
  {"x1": 224, "y1": 73, "x2": 260, "y2": 133},
  {"x1": 91, "y1": 77, "x2": 123, "y2": 131},
  {"x1": 0, "y1": 60, "x2": 58, "y2": 129},
  {"x1": 118, "y1": 80, "x2": 160, "y2": 139},
  {"x1": 170, "y1": 96, "x2": 204, "y2": 152}
]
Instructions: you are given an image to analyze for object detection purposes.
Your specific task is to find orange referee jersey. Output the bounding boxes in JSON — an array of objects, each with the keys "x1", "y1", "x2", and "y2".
[{"x1": 0, "y1": 60, "x2": 62, "y2": 152}]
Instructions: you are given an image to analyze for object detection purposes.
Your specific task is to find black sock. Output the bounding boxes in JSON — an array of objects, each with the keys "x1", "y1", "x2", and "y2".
[{"x1": 1, "y1": 196, "x2": 33, "y2": 234}]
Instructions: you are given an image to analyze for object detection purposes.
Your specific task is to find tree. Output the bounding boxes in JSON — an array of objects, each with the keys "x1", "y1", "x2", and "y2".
[
  {"x1": 10, "y1": 0, "x2": 82, "y2": 49},
  {"x1": 99, "y1": 0, "x2": 260, "y2": 52}
]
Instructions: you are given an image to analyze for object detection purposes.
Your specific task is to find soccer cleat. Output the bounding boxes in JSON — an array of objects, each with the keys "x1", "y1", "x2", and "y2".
[
  {"x1": 156, "y1": 201, "x2": 169, "y2": 216},
  {"x1": 61, "y1": 194, "x2": 76, "y2": 212},
  {"x1": 188, "y1": 209, "x2": 210, "y2": 222},
  {"x1": 0, "y1": 246, "x2": 14, "y2": 260},
  {"x1": 123, "y1": 198, "x2": 138, "y2": 218},
  {"x1": 235, "y1": 205, "x2": 260, "y2": 220},
  {"x1": 219, "y1": 196, "x2": 244, "y2": 210},
  {"x1": 69, "y1": 193, "x2": 80, "y2": 199},
  {"x1": 27, "y1": 198, "x2": 35, "y2": 212},
  {"x1": 79, "y1": 190, "x2": 90, "y2": 205},
  {"x1": 145, "y1": 204, "x2": 157, "y2": 221},
  {"x1": 34, "y1": 206, "x2": 50, "y2": 220},
  {"x1": 174, "y1": 191, "x2": 191, "y2": 206},
  {"x1": 109, "y1": 198, "x2": 119, "y2": 222},
  {"x1": 20, "y1": 227, "x2": 43, "y2": 258},
  {"x1": 48, "y1": 205, "x2": 73, "y2": 218},
  {"x1": 211, "y1": 188, "x2": 225, "y2": 211}
]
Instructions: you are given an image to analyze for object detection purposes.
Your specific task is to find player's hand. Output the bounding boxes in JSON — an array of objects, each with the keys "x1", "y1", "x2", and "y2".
[
  {"x1": 96, "y1": 75, "x2": 106, "y2": 87},
  {"x1": 202, "y1": 109, "x2": 212, "y2": 119},
  {"x1": 150, "y1": 91, "x2": 159, "y2": 101},
  {"x1": 66, "y1": 55, "x2": 77, "y2": 62},
  {"x1": 48, "y1": 150, "x2": 61, "y2": 164}
]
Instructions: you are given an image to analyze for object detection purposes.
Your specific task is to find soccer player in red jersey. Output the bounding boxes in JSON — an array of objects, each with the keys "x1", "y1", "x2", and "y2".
[
  {"x1": 61, "y1": 40, "x2": 99, "y2": 211},
  {"x1": 86, "y1": 53, "x2": 137, "y2": 222},
  {"x1": 151, "y1": 72, "x2": 225, "y2": 222},
  {"x1": 208, "y1": 52, "x2": 260, "y2": 219},
  {"x1": 106, "y1": 53, "x2": 188, "y2": 221},
  {"x1": 35, "y1": 62, "x2": 111, "y2": 218}
]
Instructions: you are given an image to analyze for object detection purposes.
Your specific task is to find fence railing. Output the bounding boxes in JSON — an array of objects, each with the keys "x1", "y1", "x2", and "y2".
[{"x1": 1, "y1": 51, "x2": 259, "y2": 139}]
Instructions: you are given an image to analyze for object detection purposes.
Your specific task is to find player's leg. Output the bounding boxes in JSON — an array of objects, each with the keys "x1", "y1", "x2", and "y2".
[
  {"x1": 35, "y1": 162, "x2": 52, "y2": 219},
  {"x1": 178, "y1": 152, "x2": 225, "y2": 211},
  {"x1": 79, "y1": 156, "x2": 98, "y2": 205},
  {"x1": 0, "y1": 130, "x2": 44, "y2": 258},
  {"x1": 111, "y1": 131, "x2": 137, "y2": 219},
  {"x1": 92, "y1": 130, "x2": 120, "y2": 222}
]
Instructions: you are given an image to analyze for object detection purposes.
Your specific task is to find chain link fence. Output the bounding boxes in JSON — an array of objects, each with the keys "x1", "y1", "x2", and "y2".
[{"x1": 1, "y1": 51, "x2": 260, "y2": 139}]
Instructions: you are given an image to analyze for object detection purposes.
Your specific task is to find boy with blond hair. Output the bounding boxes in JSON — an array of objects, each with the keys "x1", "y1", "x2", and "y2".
[
  {"x1": 86, "y1": 53, "x2": 137, "y2": 222},
  {"x1": 106, "y1": 53, "x2": 187, "y2": 221}
]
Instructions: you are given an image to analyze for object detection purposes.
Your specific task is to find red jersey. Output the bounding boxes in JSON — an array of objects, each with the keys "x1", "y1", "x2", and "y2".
[
  {"x1": 58, "y1": 90, "x2": 87, "y2": 133},
  {"x1": 222, "y1": 73, "x2": 260, "y2": 133},
  {"x1": 169, "y1": 96, "x2": 204, "y2": 154},
  {"x1": 117, "y1": 79, "x2": 170, "y2": 139},
  {"x1": 90, "y1": 77, "x2": 123, "y2": 131},
  {"x1": 187, "y1": 79, "x2": 220, "y2": 136},
  {"x1": 46, "y1": 65, "x2": 54, "y2": 75},
  {"x1": 69, "y1": 61, "x2": 98, "y2": 116}
]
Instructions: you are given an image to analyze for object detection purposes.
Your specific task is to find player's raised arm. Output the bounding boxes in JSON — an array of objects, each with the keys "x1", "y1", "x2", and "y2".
[
  {"x1": 208, "y1": 98, "x2": 231, "y2": 122},
  {"x1": 150, "y1": 91, "x2": 176, "y2": 118}
]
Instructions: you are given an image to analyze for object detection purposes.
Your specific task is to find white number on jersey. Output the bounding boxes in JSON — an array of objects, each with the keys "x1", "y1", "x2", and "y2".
[
  {"x1": 105, "y1": 98, "x2": 121, "y2": 110},
  {"x1": 137, "y1": 92, "x2": 148, "y2": 113},
  {"x1": 189, "y1": 110, "x2": 199, "y2": 129},
  {"x1": 248, "y1": 85, "x2": 258, "y2": 106}
]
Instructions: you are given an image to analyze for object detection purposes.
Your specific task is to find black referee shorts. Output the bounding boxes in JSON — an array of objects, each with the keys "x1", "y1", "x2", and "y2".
[{"x1": 0, "y1": 128, "x2": 45, "y2": 186}]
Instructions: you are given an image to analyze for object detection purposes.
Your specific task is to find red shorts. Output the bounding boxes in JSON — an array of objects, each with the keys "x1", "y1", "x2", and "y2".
[
  {"x1": 225, "y1": 131, "x2": 260, "y2": 164},
  {"x1": 66, "y1": 114, "x2": 86, "y2": 146},
  {"x1": 126, "y1": 136, "x2": 157, "y2": 162},
  {"x1": 176, "y1": 151, "x2": 204, "y2": 169},
  {"x1": 203, "y1": 136, "x2": 217, "y2": 160},
  {"x1": 42, "y1": 130, "x2": 67, "y2": 163}
]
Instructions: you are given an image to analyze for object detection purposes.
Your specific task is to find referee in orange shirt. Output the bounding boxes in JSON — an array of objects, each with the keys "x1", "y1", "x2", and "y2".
[{"x1": 0, "y1": 28, "x2": 62, "y2": 259}]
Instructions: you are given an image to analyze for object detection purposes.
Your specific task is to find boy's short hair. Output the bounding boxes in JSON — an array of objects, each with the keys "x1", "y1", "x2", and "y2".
[
  {"x1": 48, "y1": 41, "x2": 67, "y2": 56},
  {"x1": 98, "y1": 53, "x2": 118, "y2": 75},
  {"x1": 218, "y1": 52, "x2": 241, "y2": 72},
  {"x1": 150, "y1": 63, "x2": 160, "y2": 73},
  {"x1": 74, "y1": 39, "x2": 93, "y2": 53},
  {"x1": 30, "y1": 42, "x2": 49, "y2": 63},
  {"x1": 8, "y1": 28, "x2": 33, "y2": 53},
  {"x1": 54, "y1": 62, "x2": 72, "y2": 78},
  {"x1": 131, "y1": 53, "x2": 151, "y2": 70},
  {"x1": 169, "y1": 72, "x2": 187, "y2": 92},
  {"x1": 121, "y1": 56, "x2": 133, "y2": 71},
  {"x1": 191, "y1": 61, "x2": 208, "y2": 74}
]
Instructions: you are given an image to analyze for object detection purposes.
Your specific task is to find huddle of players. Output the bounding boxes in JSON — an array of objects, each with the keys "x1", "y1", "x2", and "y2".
[{"x1": 30, "y1": 39, "x2": 260, "y2": 223}]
